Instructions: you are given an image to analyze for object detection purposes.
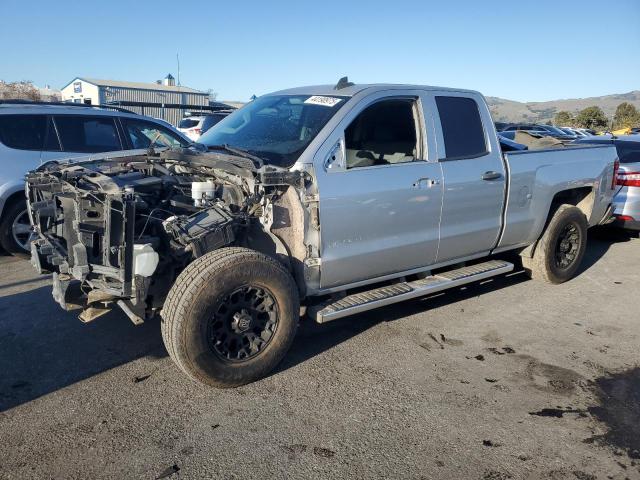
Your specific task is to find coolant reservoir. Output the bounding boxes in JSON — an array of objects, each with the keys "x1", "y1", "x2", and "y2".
[
  {"x1": 191, "y1": 181, "x2": 216, "y2": 207},
  {"x1": 133, "y1": 244, "x2": 159, "y2": 277}
]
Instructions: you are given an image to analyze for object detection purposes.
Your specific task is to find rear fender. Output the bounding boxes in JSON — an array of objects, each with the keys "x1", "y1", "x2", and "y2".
[{"x1": 520, "y1": 186, "x2": 594, "y2": 259}]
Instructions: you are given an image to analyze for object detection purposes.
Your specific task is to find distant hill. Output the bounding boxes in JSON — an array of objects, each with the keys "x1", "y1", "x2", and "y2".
[{"x1": 487, "y1": 90, "x2": 640, "y2": 124}]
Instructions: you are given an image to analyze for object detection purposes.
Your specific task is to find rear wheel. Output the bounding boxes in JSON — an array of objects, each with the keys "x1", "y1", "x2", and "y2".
[
  {"x1": 161, "y1": 247, "x2": 299, "y2": 388},
  {"x1": 522, "y1": 204, "x2": 588, "y2": 284},
  {"x1": 0, "y1": 200, "x2": 34, "y2": 257}
]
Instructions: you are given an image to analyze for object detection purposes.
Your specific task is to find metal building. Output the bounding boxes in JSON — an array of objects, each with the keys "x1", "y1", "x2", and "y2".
[{"x1": 60, "y1": 75, "x2": 211, "y2": 125}]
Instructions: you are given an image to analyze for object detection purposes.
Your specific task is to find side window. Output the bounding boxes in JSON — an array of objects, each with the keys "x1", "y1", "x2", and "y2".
[
  {"x1": 436, "y1": 96, "x2": 487, "y2": 160},
  {"x1": 43, "y1": 117, "x2": 62, "y2": 151},
  {"x1": 123, "y1": 119, "x2": 188, "y2": 149},
  {"x1": 54, "y1": 116, "x2": 122, "y2": 153},
  {"x1": 344, "y1": 99, "x2": 418, "y2": 169},
  {"x1": 0, "y1": 114, "x2": 47, "y2": 151}
]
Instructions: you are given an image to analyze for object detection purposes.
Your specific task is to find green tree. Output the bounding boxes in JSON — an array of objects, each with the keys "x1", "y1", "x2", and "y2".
[
  {"x1": 554, "y1": 111, "x2": 574, "y2": 126},
  {"x1": 575, "y1": 106, "x2": 608, "y2": 130},
  {"x1": 613, "y1": 102, "x2": 640, "y2": 129}
]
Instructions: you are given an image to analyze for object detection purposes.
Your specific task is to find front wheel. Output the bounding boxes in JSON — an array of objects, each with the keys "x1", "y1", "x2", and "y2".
[
  {"x1": 161, "y1": 247, "x2": 300, "y2": 388},
  {"x1": 522, "y1": 204, "x2": 588, "y2": 284},
  {"x1": 0, "y1": 200, "x2": 34, "y2": 257}
]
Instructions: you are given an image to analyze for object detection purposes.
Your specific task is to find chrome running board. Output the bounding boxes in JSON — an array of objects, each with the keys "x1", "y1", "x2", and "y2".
[{"x1": 313, "y1": 260, "x2": 514, "y2": 323}]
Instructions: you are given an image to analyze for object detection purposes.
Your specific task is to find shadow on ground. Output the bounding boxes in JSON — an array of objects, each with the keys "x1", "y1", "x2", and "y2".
[
  {"x1": 0, "y1": 230, "x2": 633, "y2": 411},
  {"x1": 0, "y1": 285, "x2": 166, "y2": 412},
  {"x1": 578, "y1": 227, "x2": 637, "y2": 276},
  {"x1": 587, "y1": 367, "x2": 640, "y2": 460}
]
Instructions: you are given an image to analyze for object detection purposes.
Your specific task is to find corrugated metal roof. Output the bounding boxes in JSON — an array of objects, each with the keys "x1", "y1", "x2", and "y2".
[{"x1": 63, "y1": 77, "x2": 207, "y2": 95}]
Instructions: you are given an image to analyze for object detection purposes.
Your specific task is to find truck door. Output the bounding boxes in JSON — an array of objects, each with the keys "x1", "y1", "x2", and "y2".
[
  {"x1": 430, "y1": 93, "x2": 506, "y2": 262},
  {"x1": 315, "y1": 94, "x2": 443, "y2": 289}
]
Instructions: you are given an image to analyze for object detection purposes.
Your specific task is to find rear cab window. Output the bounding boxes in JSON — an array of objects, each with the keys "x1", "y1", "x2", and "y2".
[
  {"x1": 54, "y1": 115, "x2": 122, "y2": 153},
  {"x1": 435, "y1": 96, "x2": 487, "y2": 160}
]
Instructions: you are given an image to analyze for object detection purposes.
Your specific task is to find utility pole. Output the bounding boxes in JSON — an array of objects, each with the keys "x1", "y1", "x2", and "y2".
[{"x1": 176, "y1": 53, "x2": 181, "y2": 86}]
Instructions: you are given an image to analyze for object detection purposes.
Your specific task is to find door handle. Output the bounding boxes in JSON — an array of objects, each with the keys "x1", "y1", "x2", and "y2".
[
  {"x1": 413, "y1": 177, "x2": 440, "y2": 188},
  {"x1": 481, "y1": 171, "x2": 502, "y2": 181}
]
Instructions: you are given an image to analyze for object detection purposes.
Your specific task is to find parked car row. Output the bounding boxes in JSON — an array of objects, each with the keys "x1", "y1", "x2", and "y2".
[
  {"x1": 0, "y1": 101, "x2": 193, "y2": 254},
  {"x1": 496, "y1": 122, "x2": 596, "y2": 141},
  {"x1": 559, "y1": 126, "x2": 596, "y2": 137}
]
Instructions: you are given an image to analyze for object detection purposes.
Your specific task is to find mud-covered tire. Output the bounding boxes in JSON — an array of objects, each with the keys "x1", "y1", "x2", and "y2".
[
  {"x1": 0, "y1": 199, "x2": 31, "y2": 257},
  {"x1": 523, "y1": 204, "x2": 588, "y2": 284},
  {"x1": 161, "y1": 247, "x2": 299, "y2": 388}
]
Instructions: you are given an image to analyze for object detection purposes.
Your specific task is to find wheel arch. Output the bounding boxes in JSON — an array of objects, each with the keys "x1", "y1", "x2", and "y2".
[
  {"x1": 0, "y1": 183, "x2": 27, "y2": 220},
  {"x1": 244, "y1": 225, "x2": 306, "y2": 299},
  {"x1": 548, "y1": 186, "x2": 594, "y2": 220},
  {"x1": 520, "y1": 186, "x2": 593, "y2": 259}
]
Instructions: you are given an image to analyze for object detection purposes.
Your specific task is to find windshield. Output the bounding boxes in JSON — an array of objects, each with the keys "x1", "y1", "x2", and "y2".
[{"x1": 197, "y1": 94, "x2": 347, "y2": 167}]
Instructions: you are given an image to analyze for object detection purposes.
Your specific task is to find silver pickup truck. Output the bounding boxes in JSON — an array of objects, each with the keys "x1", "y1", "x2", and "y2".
[{"x1": 26, "y1": 82, "x2": 618, "y2": 388}]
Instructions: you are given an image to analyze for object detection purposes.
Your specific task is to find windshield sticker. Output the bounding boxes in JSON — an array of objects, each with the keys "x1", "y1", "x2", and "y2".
[{"x1": 304, "y1": 96, "x2": 343, "y2": 107}]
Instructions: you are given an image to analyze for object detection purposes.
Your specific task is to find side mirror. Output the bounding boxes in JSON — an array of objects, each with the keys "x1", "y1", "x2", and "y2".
[{"x1": 324, "y1": 141, "x2": 344, "y2": 171}]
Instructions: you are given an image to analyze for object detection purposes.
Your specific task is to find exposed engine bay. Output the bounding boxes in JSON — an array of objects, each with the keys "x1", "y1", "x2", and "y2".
[{"x1": 26, "y1": 148, "x2": 309, "y2": 324}]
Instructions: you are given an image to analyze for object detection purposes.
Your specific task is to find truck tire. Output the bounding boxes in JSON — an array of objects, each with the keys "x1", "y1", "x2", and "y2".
[
  {"x1": 161, "y1": 247, "x2": 299, "y2": 388},
  {"x1": 0, "y1": 199, "x2": 32, "y2": 257},
  {"x1": 523, "y1": 204, "x2": 588, "y2": 284}
]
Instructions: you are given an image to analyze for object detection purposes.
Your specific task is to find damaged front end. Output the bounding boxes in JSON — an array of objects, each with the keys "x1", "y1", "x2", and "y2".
[{"x1": 27, "y1": 148, "x2": 304, "y2": 324}]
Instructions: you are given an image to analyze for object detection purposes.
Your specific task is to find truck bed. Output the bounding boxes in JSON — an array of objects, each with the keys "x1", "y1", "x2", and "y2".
[{"x1": 497, "y1": 144, "x2": 617, "y2": 250}]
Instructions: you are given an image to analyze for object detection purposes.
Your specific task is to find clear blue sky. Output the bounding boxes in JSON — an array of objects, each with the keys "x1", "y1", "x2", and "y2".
[{"x1": 1, "y1": 0, "x2": 638, "y2": 102}]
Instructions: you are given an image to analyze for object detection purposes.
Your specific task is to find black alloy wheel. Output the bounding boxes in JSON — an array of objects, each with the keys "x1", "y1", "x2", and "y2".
[{"x1": 208, "y1": 285, "x2": 279, "y2": 362}]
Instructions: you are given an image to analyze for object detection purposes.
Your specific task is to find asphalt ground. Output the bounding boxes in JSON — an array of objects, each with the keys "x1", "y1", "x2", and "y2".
[{"x1": 1, "y1": 228, "x2": 639, "y2": 480}]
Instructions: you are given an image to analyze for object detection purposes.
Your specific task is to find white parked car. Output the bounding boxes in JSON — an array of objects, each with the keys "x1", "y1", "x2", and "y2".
[
  {"x1": 0, "y1": 101, "x2": 192, "y2": 255},
  {"x1": 178, "y1": 112, "x2": 231, "y2": 141}
]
